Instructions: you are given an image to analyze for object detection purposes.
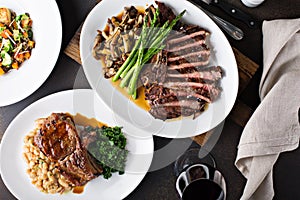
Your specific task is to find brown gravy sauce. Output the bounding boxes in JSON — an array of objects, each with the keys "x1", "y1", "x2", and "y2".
[
  {"x1": 73, "y1": 186, "x2": 85, "y2": 194},
  {"x1": 110, "y1": 79, "x2": 150, "y2": 111},
  {"x1": 99, "y1": 58, "x2": 150, "y2": 111},
  {"x1": 71, "y1": 113, "x2": 107, "y2": 128}
]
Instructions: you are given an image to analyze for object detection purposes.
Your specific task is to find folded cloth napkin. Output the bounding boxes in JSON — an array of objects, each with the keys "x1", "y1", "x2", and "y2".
[{"x1": 235, "y1": 18, "x2": 300, "y2": 200}]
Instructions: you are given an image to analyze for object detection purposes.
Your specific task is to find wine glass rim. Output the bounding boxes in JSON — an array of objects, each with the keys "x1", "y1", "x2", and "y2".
[{"x1": 184, "y1": 147, "x2": 217, "y2": 168}]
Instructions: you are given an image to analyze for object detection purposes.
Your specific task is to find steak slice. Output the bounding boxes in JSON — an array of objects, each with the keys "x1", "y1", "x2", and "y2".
[
  {"x1": 166, "y1": 27, "x2": 210, "y2": 69},
  {"x1": 34, "y1": 113, "x2": 103, "y2": 186},
  {"x1": 156, "y1": 1, "x2": 177, "y2": 24},
  {"x1": 149, "y1": 103, "x2": 205, "y2": 120},
  {"x1": 167, "y1": 66, "x2": 222, "y2": 81}
]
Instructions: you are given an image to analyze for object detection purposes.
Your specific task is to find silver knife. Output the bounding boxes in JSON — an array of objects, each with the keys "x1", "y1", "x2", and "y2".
[{"x1": 200, "y1": 0, "x2": 257, "y2": 28}]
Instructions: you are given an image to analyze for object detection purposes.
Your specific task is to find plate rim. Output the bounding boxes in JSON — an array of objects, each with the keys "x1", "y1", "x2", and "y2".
[
  {"x1": 80, "y1": 0, "x2": 239, "y2": 138},
  {"x1": 0, "y1": 89, "x2": 154, "y2": 199},
  {"x1": 0, "y1": 0, "x2": 62, "y2": 107}
]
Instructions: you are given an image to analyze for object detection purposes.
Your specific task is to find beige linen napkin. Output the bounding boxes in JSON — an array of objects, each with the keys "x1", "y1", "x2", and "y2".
[{"x1": 235, "y1": 18, "x2": 300, "y2": 200}]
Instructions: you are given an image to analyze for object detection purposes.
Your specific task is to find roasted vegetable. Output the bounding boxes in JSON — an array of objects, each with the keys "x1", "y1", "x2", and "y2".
[
  {"x1": 1, "y1": 51, "x2": 12, "y2": 66},
  {"x1": 0, "y1": 8, "x2": 11, "y2": 25}
]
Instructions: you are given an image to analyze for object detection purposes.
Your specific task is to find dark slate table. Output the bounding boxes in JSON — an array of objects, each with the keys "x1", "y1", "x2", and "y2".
[{"x1": 1, "y1": 0, "x2": 299, "y2": 199}]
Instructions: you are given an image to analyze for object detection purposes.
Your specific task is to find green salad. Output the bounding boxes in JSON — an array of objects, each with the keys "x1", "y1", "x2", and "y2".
[
  {"x1": 86, "y1": 126, "x2": 128, "y2": 179},
  {"x1": 0, "y1": 7, "x2": 35, "y2": 75}
]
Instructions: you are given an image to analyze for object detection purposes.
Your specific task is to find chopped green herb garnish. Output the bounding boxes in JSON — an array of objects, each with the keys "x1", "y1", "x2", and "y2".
[{"x1": 86, "y1": 126, "x2": 128, "y2": 179}]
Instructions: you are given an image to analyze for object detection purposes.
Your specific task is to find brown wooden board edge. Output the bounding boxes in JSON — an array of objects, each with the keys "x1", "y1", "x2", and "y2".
[{"x1": 64, "y1": 25, "x2": 82, "y2": 65}]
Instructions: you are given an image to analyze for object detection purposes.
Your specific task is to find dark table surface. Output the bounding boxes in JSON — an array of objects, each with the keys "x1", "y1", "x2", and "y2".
[{"x1": 1, "y1": 0, "x2": 300, "y2": 199}]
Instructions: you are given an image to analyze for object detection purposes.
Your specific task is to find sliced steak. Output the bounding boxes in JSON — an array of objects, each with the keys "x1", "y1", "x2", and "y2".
[
  {"x1": 34, "y1": 113, "x2": 103, "y2": 186},
  {"x1": 166, "y1": 28, "x2": 210, "y2": 69},
  {"x1": 141, "y1": 2, "x2": 224, "y2": 120}
]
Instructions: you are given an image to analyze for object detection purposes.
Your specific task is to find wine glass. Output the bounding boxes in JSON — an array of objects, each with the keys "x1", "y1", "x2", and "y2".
[
  {"x1": 174, "y1": 147, "x2": 216, "y2": 176},
  {"x1": 174, "y1": 146, "x2": 226, "y2": 200}
]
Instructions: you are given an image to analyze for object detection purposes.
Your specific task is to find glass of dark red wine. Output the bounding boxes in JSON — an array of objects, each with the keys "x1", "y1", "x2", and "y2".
[{"x1": 174, "y1": 147, "x2": 226, "y2": 200}]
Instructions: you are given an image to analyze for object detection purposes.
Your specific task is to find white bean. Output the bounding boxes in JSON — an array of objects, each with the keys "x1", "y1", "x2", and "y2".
[{"x1": 58, "y1": 178, "x2": 69, "y2": 188}]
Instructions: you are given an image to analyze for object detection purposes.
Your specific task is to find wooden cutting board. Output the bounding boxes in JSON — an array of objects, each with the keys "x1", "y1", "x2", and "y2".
[{"x1": 64, "y1": 1, "x2": 259, "y2": 145}]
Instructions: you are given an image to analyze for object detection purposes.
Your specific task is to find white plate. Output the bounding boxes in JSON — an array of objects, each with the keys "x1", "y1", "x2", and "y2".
[
  {"x1": 0, "y1": 0, "x2": 62, "y2": 107},
  {"x1": 0, "y1": 89, "x2": 154, "y2": 200},
  {"x1": 80, "y1": 0, "x2": 239, "y2": 138}
]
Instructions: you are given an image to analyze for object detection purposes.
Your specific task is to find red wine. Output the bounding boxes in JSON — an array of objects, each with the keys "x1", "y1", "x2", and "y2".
[{"x1": 182, "y1": 179, "x2": 224, "y2": 200}]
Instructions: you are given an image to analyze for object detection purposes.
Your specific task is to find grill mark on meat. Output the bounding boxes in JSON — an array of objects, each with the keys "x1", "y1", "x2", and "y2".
[
  {"x1": 167, "y1": 68, "x2": 222, "y2": 81},
  {"x1": 145, "y1": 86, "x2": 210, "y2": 104},
  {"x1": 167, "y1": 30, "x2": 208, "y2": 44},
  {"x1": 168, "y1": 50, "x2": 210, "y2": 62},
  {"x1": 168, "y1": 60, "x2": 209, "y2": 70},
  {"x1": 145, "y1": 84, "x2": 210, "y2": 107},
  {"x1": 169, "y1": 44, "x2": 209, "y2": 59},
  {"x1": 172, "y1": 55, "x2": 210, "y2": 66},
  {"x1": 167, "y1": 40, "x2": 206, "y2": 52},
  {"x1": 167, "y1": 36, "x2": 206, "y2": 51},
  {"x1": 167, "y1": 35, "x2": 207, "y2": 50},
  {"x1": 163, "y1": 81, "x2": 216, "y2": 92},
  {"x1": 153, "y1": 100, "x2": 203, "y2": 110},
  {"x1": 168, "y1": 66, "x2": 222, "y2": 75},
  {"x1": 170, "y1": 90, "x2": 211, "y2": 103}
]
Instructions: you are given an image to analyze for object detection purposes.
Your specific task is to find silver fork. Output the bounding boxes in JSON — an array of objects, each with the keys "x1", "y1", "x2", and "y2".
[{"x1": 190, "y1": 1, "x2": 244, "y2": 40}]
